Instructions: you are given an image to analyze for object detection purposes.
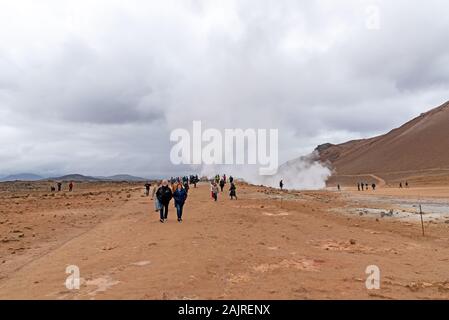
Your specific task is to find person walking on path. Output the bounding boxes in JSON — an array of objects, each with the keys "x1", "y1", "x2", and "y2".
[
  {"x1": 156, "y1": 180, "x2": 173, "y2": 223},
  {"x1": 152, "y1": 181, "x2": 162, "y2": 212},
  {"x1": 183, "y1": 180, "x2": 190, "y2": 194},
  {"x1": 69, "y1": 181, "x2": 74, "y2": 192},
  {"x1": 229, "y1": 182, "x2": 237, "y2": 200},
  {"x1": 173, "y1": 183, "x2": 188, "y2": 222},
  {"x1": 219, "y1": 179, "x2": 225, "y2": 192},
  {"x1": 211, "y1": 182, "x2": 219, "y2": 202},
  {"x1": 279, "y1": 180, "x2": 284, "y2": 190},
  {"x1": 144, "y1": 182, "x2": 151, "y2": 196}
]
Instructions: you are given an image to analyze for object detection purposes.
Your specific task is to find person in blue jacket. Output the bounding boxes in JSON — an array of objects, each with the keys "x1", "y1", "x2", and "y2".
[{"x1": 173, "y1": 183, "x2": 188, "y2": 223}]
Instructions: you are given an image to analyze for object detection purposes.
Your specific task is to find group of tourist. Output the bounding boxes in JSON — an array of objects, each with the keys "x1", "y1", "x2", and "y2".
[
  {"x1": 210, "y1": 174, "x2": 237, "y2": 201},
  {"x1": 357, "y1": 182, "x2": 376, "y2": 191},
  {"x1": 150, "y1": 179, "x2": 188, "y2": 224},
  {"x1": 50, "y1": 181, "x2": 74, "y2": 192},
  {"x1": 148, "y1": 174, "x2": 238, "y2": 223}
]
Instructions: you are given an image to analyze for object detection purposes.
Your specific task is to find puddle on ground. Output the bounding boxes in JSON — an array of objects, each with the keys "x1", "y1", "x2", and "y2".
[{"x1": 335, "y1": 194, "x2": 449, "y2": 223}]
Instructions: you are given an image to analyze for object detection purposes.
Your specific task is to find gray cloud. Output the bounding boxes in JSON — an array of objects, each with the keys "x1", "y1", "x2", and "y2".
[{"x1": 0, "y1": 0, "x2": 448, "y2": 177}]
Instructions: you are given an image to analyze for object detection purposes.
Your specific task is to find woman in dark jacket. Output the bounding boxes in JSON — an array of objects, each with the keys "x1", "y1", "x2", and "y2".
[
  {"x1": 173, "y1": 183, "x2": 188, "y2": 222},
  {"x1": 229, "y1": 182, "x2": 237, "y2": 200},
  {"x1": 156, "y1": 180, "x2": 173, "y2": 223}
]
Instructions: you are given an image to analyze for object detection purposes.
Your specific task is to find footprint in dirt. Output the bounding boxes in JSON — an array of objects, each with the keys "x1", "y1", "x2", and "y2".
[
  {"x1": 86, "y1": 276, "x2": 120, "y2": 296},
  {"x1": 131, "y1": 260, "x2": 151, "y2": 267},
  {"x1": 262, "y1": 212, "x2": 289, "y2": 217},
  {"x1": 227, "y1": 273, "x2": 251, "y2": 284},
  {"x1": 253, "y1": 258, "x2": 322, "y2": 273}
]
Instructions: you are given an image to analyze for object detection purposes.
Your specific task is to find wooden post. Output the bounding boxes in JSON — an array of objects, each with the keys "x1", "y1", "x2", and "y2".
[{"x1": 419, "y1": 204, "x2": 425, "y2": 236}]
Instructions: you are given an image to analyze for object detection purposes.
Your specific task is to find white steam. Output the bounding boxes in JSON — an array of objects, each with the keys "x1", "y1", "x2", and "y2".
[{"x1": 199, "y1": 152, "x2": 331, "y2": 190}]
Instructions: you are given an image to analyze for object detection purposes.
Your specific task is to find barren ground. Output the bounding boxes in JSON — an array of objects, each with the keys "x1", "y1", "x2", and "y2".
[{"x1": 1, "y1": 180, "x2": 449, "y2": 299}]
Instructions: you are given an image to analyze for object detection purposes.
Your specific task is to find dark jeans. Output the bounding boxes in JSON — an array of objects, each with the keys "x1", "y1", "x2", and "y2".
[
  {"x1": 160, "y1": 203, "x2": 169, "y2": 220},
  {"x1": 176, "y1": 203, "x2": 184, "y2": 219},
  {"x1": 213, "y1": 193, "x2": 217, "y2": 201}
]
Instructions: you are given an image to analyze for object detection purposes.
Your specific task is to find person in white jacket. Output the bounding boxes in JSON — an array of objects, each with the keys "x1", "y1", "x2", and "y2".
[
  {"x1": 211, "y1": 182, "x2": 219, "y2": 202},
  {"x1": 152, "y1": 181, "x2": 162, "y2": 212}
]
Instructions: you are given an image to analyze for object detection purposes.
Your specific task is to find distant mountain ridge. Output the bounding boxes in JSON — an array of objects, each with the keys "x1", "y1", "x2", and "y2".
[
  {"x1": 0, "y1": 173, "x2": 44, "y2": 182},
  {"x1": 0, "y1": 173, "x2": 148, "y2": 182},
  {"x1": 49, "y1": 174, "x2": 148, "y2": 182},
  {"x1": 48, "y1": 174, "x2": 101, "y2": 182},
  {"x1": 101, "y1": 174, "x2": 148, "y2": 181}
]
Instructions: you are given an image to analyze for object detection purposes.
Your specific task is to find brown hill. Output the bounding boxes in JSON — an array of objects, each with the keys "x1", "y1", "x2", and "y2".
[{"x1": 316, "y1": 100, "x2": 449, "y2": 185}]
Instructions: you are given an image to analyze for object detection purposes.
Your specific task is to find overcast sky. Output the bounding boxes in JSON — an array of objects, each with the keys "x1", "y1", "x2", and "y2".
[{"x1": 1, "y1": 0, "x2": 448, "y2": 178}]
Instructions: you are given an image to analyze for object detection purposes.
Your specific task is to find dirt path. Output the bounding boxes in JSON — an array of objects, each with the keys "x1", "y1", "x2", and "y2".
[{"x1": 1, "y1": 183, "x2": 449, "y2": 299}]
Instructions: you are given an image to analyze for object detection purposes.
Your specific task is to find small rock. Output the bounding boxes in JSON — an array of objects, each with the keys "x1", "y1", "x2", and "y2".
[{"x1": 349, "y1": 239, "x2": 357, "y2": 245}]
